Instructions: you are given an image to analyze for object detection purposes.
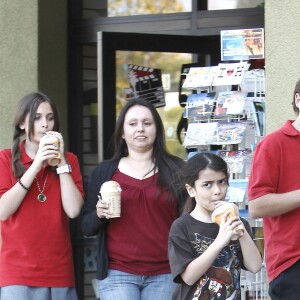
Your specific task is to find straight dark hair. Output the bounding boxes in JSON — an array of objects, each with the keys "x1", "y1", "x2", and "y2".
[{"x1": 108, "y1": 98, "x2": 184, "y2": 197}]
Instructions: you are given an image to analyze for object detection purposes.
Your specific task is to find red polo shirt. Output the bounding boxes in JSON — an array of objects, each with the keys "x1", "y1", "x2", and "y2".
[
  {"x1": 0, "y1": 142, "x2": 84, "y2": 287},
  {"x1": 248, "y1": 120, "x2": 300, "y2": 282}
]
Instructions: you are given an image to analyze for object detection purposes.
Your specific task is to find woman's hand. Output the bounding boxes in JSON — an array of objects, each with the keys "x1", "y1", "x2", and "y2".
[{"x1": 96, "y1": 196, "x2": 113, "y2": 219}]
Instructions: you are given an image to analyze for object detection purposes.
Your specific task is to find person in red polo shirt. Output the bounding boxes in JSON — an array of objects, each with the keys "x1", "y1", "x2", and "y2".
[
  {"x1": 0, "y1": 92, "x2": 84, "y2": 300},
  {"x1": 248, "y1": 79, "x2": 300, "y2": 300}
]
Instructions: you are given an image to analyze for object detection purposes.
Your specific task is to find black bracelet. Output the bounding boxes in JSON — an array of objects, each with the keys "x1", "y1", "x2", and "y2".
[{"x1": 18, "y1": 178, "x2": 30, "y2": 191}]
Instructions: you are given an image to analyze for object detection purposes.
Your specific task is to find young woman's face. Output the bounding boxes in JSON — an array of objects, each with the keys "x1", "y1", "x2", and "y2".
[
  {"x1": 20, "y1": 101, "x2": 55, "y2": 144},
  {"x1": 122, "y1": 105, "x2": 157, "y2": 152},
  {"x1": 186, "y1": 168, "x2": 228, "y2": 213}
]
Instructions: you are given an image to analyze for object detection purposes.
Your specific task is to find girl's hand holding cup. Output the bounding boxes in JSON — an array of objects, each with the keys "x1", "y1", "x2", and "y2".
[
  {"x1": 212, "y1": 201, "x2": 245, "y2": 240},
  {"x1": 40, "y1": 131, "x2": 62, "y2": 166}
]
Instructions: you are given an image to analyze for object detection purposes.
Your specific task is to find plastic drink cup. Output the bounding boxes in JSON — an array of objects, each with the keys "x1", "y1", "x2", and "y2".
[
  {"x1": 100, "y1": 181, "x2": 122, "y2": 218},
  {"x1": 40, "y1": 133, "x2": 61, "y2": 166},
  {"x1": 211, "y1": 202, "x2": 245, "y2": 240}
]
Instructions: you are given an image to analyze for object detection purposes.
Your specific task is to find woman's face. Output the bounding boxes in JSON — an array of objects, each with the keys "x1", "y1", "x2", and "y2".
[
  {"x1": 122, "y1": 105, "x2": 157, "y2": 153},
  {"x1": 20, "y1": 101, "x2": 55, "y2": 144},
  {"x1": 186, "y1": 168, "x2": 228, "y2": 214}
]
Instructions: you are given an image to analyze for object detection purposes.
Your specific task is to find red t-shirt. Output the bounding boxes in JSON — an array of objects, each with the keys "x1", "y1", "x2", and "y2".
[
  {"x1": 248, "y1": 120, "x2": 300, "y2": 282},
  {"x1": 0, "y1": 143, "x2": 84, "y2": 287},
  {"x1": 107, "y1": 169, "x2": 178, "y2": 275}
]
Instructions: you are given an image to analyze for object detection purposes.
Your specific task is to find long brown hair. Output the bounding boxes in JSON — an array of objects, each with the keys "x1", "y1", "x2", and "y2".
[
  {"x1": 11, "y1": 92, "x2": 60, "y2": 177},
  {"x1": 108, "y1": 98, "x2": 184, "y2": 199}
]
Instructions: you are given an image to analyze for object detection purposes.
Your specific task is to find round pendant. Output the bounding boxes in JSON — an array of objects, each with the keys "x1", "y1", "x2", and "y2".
[{"x1": 37, "y1": 193, "x2": 46, "y2": 202}]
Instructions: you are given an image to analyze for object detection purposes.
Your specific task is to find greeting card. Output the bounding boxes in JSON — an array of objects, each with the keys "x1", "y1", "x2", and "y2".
[
  {"x1": 184, "y1": 92, "x2": 216, "y2": 118},
  {"x1": 183, "y1": 122, "x2": 218, "y2": 147},
  {"x1": 212, "y1": 62, "x2": 250, "y2": 86}
]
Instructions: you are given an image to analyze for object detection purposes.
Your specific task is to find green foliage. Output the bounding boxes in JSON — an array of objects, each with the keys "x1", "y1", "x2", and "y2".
[{"x1": 108, "y1": 0, "x2": 185, "y2": 16}]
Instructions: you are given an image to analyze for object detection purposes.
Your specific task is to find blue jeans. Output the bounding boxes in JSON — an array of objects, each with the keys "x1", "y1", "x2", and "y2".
[
  {"x1": 0, "y1": 286, "x2": 77, "y2": 300},
  {"x1": 98, "y1": 269, "x2": 176, "y2": 300}
]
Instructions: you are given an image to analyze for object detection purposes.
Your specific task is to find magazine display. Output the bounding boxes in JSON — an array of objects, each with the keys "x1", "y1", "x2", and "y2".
[{"x1": 180, "y1": 61, "x2": 265, "y2": 180}]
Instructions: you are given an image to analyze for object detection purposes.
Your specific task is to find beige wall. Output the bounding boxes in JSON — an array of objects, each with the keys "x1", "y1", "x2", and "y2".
[
  {"x1": 0, "y1": 1, "x2": 38, "y2": 149},
  {"x1": 265, "y1": 0, "x2": 300, "y2": 133},
  {"x1": 0, "y1": 0, "x2": 67, "y2": 150}
]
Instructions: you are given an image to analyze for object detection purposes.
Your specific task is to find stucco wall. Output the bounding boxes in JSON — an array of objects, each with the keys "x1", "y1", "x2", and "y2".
[
  {"x1": 0, "y1": 1, "x2": 38, "y2": 149},
  {"x1": 0, "y1": 0, "x2": 67, "y2": 150},
  {"x1": 265, "y1": 0, "x2": 300, "y2": 133}
]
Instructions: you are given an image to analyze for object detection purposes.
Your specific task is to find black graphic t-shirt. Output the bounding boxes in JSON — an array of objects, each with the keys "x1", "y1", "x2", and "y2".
[{"x1": 168, "y1": 213, "x2": 252, "y2": 300}]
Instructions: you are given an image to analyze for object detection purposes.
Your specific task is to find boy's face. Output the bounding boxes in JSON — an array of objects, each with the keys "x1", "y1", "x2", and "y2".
[{"x1": 186, "y1": 168, "x2": 228, "y2": 213}]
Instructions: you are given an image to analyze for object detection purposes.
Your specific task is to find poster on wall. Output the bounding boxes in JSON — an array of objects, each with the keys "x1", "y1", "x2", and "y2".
[
  {"x1": 124, "y1": 64, "x2": 165, "y2": 107},
  {"x1": 220, "y1": 28, "x2": 264, "y2": 61}
]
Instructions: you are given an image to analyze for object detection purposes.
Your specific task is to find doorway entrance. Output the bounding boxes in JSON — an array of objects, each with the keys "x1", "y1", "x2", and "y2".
[{"x1": 97, "y1": 31, "x2": 221, "y2": 160}]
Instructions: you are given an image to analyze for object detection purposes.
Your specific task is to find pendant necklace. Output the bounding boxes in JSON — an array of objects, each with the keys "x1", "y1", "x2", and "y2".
[{"x1": 35, "y1": 172, "x2": 49, "y2": 203}]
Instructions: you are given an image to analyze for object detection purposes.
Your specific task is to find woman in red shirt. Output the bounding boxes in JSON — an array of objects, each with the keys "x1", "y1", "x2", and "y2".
[{"x1": 82, "y1": 98, "x2": 187, "y2": 300}]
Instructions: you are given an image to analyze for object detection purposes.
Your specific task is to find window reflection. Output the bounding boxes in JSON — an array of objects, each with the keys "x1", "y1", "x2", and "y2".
[
  {"x1": 116, "y1": 51, "x2": 192, "y2": 159},
  {"x1": 208, "y1": 0, "x2": 264, "y2": 10},
  {"x1": 108, "y1": 0, "x2": 191, "y2": 17},
  {"x1": 82, "y1": 0, "x2": 263, "y2": 19}
]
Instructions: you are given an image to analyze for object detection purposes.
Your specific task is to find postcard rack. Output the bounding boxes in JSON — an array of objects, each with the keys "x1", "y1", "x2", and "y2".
[{"x1": 181, "y1": 65, "x2": 265, "y2": 174}]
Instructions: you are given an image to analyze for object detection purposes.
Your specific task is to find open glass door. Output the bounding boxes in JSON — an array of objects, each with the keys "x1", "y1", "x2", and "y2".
[{"x1": 97, "y1": 31, "x2": 221, "y2": 161}]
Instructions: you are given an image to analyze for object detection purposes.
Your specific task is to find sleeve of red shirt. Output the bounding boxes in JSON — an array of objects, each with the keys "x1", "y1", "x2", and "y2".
[
  {"x1": 248, "y1": 137, "x2": 280, "y2": 201},
  {"x1": 0, "y1": 149, "x2": 14, "y2": 198}
]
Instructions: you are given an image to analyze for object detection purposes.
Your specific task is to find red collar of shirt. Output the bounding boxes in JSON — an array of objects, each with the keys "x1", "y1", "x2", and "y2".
[
  {"x1": 282, "y1": 120, "x2": 299, "y2": 137},
  {"x1": 19, "y1": 141, "x2": 34, "y2": 165}
]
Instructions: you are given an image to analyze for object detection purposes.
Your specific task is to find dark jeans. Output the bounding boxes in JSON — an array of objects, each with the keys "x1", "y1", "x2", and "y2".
[{"x1": 269, "y1": 260, "x2": 300, "y2": 300}]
